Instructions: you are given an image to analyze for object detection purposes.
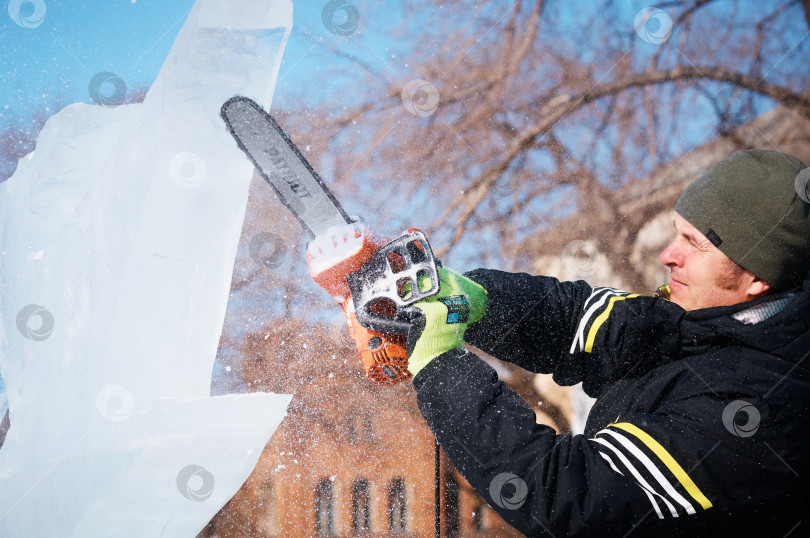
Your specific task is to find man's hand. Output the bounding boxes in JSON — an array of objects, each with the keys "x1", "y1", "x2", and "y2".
[{"x1": 401, "y1": 267, "x2": 487, "y2": 376}]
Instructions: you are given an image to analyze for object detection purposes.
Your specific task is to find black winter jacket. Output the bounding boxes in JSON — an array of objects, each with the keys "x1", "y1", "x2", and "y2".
[{"x1": 413, "y1": 269, "x2": 810, "y2": 537}]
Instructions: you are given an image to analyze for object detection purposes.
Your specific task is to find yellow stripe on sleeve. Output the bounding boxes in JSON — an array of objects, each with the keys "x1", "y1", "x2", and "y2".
[
  {"x1": 610, "y1": 422, "x2": 713, "y2": 510},
  {"x1": 583, "y1": 294, "x2": 640, "y2": 353}
]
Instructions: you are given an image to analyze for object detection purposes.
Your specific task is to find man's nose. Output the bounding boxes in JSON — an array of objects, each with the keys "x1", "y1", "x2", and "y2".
[{"x1": 659, "y1": 241, "x2": 681, "y2": 267}]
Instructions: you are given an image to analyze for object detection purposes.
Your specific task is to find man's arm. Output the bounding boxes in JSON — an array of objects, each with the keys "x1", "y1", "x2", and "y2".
[
  {"x1": 413, "y1": 349, "x2": 765, "y2": 537},
  {"x1": 463, "y1": 269, "x2": 683, "y2": 396}
]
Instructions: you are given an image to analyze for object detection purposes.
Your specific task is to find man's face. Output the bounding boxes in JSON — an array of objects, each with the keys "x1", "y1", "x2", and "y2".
[{"x1": 659, "y1": 214, "x2": 756, "y2": 311}]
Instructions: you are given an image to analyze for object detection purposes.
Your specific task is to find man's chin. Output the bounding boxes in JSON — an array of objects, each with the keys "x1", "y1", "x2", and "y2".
[{"x1": 667, "y1": 289, "x2": 692, "y2": 310}]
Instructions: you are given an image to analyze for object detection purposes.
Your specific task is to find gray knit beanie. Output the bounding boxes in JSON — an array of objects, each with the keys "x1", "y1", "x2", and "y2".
[{"x1": 675, "y1": 149, "x2": 810, "y2": 291}]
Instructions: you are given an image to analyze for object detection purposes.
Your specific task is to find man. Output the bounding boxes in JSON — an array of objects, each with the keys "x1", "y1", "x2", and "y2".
[{"x1": 314, "y1": 149, "x2": 810, "y2": 536}]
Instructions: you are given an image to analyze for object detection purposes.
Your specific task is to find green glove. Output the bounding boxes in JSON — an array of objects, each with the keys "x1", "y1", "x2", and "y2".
[{"x1": 403, "y1": 267, "x2": 487, "y2": 377}]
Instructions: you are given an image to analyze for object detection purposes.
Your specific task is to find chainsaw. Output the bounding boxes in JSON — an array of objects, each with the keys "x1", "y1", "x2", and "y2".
[{"x1": 221, "y1": 96, "x2": 440, "y2": 385}]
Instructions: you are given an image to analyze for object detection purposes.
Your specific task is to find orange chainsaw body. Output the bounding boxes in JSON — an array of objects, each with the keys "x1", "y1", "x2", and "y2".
[
  {"x1": 342, "y1": 303, "x2": 412, "y2": 385},
  {"x1": 306, "y1": 223, "x2": 413, "y2": 385}
]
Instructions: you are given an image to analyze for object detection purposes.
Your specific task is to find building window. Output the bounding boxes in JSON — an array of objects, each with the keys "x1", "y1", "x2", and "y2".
[
  {"x1": 349, "y1": 412, "x2": 375, "y2": 443},
  {"x1": 316, "y1": 478, "x2": 334, "y2": 535},
  {"x1": 352, "y1": 478, "x2": 371, "y2": 533},
  {"x1": 388, "y1": 478, "x2": 406, "y2": 534}
]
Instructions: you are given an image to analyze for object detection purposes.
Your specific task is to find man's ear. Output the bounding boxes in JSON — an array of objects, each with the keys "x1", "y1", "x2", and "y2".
[{"x1": 745, "y1": 276, "x2": 772, "y2": 299}]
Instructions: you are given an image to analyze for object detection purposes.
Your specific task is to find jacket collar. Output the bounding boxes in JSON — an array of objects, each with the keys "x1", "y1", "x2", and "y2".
[{"x1": 676, "y1": 270, "x2": 810, "y2": 363}]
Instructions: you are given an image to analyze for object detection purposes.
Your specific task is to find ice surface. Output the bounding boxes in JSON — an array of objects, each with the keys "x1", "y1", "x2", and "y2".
[{"x1": 0, "y1": 0, "x2": 293, "y2": 535}]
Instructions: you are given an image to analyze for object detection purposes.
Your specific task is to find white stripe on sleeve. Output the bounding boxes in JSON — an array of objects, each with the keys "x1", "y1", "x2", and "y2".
[
  {"x1": 592, "y1": 437, "x2": 679, "y2": 518},
  {"x1": 598, "y1": 429, "x2": 696, "y2": 515},
  {"x1": 570, "y1": 288, "x2": 623, "y2": 354},
  {"x1": 598, "y1": 451, "x2": 664, "y2": 519}
]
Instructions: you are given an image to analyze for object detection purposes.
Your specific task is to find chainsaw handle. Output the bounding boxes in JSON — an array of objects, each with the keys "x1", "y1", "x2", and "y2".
[
  {"x1": 348, "y1": 229, "x2": 439, "y2": 334},
  {"x1": 355, "y1": 309, "x2": 411, "y2": 335}
]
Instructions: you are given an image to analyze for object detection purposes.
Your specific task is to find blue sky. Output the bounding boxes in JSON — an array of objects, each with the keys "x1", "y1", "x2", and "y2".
[
  {"x1": 2, "y1": 1, "x2": 803, "y2": 137},
  {"x1": 2, "y1": 1, "x2": 194, "y2": 118},
  {"x1": 0, "y1": 0, "x2": 421, "y2": 184},
  {"x1": 0, "y1": 0, "x2": 410, "y2": 127}
]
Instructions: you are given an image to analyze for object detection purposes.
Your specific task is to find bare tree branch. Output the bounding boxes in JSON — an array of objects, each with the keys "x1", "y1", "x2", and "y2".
[{"x1": 432, "y1": 64, "x2": 810, "y2": 254}]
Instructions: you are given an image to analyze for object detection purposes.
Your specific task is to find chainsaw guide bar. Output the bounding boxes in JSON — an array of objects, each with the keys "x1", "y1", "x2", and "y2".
[{"x1": 220, "y1": 96, "x2": 352, "y2": 237}]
